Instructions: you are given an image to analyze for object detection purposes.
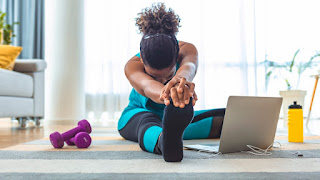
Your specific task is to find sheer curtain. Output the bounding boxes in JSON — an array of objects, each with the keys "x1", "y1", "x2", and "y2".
[
  {"x1": 84, "y1": 0, "x2": 320, "y2": 127},
  {"x1": 254, "y1": 0, "x2": 320, "y2": 118}
]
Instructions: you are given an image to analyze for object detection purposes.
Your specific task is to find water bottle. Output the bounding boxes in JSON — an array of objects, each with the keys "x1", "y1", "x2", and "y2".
[{"x1": 287, "y1": 101, "x2": 303, "y2": 142}]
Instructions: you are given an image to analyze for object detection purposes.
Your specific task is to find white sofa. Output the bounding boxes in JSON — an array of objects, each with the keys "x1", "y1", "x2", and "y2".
[{"x1": 0, "y1": 59, "x2": 47, "y2": 127}]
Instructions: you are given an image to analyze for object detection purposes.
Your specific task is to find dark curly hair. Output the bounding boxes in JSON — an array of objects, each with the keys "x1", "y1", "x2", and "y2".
[{"x1": 135, "y1": 3, "x2": 181, "y2": 70}]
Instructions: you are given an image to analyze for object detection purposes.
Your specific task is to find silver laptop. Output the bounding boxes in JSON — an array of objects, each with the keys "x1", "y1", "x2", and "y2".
[{"x1": 184, "y1": 96, "x2": 283, "y2": 154}]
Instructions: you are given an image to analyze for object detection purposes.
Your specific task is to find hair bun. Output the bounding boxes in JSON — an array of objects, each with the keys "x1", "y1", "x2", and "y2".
[{"x1": 135, "y1": 3, "x2": 181, "y2": 35}]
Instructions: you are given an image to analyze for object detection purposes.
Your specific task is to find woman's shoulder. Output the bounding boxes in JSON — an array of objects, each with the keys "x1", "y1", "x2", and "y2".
[{"x1": 178, "y1": 40, "x2": 187, "y2": 47}]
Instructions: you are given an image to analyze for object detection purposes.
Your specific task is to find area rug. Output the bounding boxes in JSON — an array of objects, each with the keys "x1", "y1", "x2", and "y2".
[{"x1": 0, "y1": 128, "x2": 320, "y2": 180}]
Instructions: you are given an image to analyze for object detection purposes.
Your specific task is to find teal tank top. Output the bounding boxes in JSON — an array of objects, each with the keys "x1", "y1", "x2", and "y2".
[
  {"x1": 131, "y1": 40, "x2": 179, "y2": 119},
  {"x1": 127, "y1": 57, "x2": 180, "y2": 119}
]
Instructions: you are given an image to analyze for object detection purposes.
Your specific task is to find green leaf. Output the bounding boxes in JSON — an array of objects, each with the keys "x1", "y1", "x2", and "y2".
[
  {"x1": 285, "y1": 79, "x2": 291, "y2": 90},
  {"x1": 0, "y1": 13, "x2": 6, "y2": 19},
  {"x1": 266, "y1": 71, "x2": 272, "y2": 78},
  {"x1": 299, "y1": 51, "x2": 320, "y2": 74},
  {"x1": 289, "y1": 49, "x2": 300, "y2": 72}
]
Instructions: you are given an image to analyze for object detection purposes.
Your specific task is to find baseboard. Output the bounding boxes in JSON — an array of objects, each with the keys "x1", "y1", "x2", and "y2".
[{"x1": 44, "y1": 119, "x2": 80, "y2": 126}]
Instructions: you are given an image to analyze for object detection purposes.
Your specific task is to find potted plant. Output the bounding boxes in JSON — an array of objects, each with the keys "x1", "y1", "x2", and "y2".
[
  {"x1": 261, "y1": 49, "x2": 320, "y2": 126},
  {"x1": 0, "y1": 11, "x2": 5, "y2": 44},
  {"x1": 0, "y1": 10, "x2": 19, "y2": 45}
]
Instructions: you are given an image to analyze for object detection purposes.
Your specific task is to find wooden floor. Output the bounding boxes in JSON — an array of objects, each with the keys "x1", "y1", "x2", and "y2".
[
  {"x1": 0, "y1": 118, "x2": 75, "y2": 149},
  {"x1": 1, "y1": 117, "x2": 320, "y2": 149}
]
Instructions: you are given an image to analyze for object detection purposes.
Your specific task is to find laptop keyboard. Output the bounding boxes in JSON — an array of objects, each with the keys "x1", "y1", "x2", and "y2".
[{"x1": 184, "y1": 144, "x2": 219, "y2": 153}]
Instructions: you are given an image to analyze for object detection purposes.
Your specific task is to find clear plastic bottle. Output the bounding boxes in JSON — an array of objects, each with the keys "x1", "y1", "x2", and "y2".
[{"x1": 287, "y1": 101, "x2": 303, "y2": 142}]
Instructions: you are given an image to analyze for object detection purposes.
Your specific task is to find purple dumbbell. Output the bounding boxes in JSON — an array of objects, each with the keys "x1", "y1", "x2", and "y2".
[
  {"x1": 65, "y1": 138, "x2": 75, "y2": 146},
  {"x1": 50, "y1": 119, "x2": 91, "y2": 148},
  {"x1": 65, "y1": 132, "x2": 92, "y2": 148}
]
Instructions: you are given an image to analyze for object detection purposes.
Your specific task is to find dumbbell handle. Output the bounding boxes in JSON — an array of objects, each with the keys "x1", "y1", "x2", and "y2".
[
  {"x1": 61, "y1": 126, "x2": 84, "y2": 141},
  {"x1": 68, "y1": 137, "x2": 75, "y2": 144}
]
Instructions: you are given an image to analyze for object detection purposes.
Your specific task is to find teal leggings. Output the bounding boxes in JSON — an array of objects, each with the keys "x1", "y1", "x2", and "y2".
[{"x1": 118, "y1": 107, "x2": 225, "y2": 154}]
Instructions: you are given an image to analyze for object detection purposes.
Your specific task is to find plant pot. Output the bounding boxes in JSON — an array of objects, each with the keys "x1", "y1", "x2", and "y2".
[{"x1": 279, "y1": 90, "x2": 307, "y2": 127}]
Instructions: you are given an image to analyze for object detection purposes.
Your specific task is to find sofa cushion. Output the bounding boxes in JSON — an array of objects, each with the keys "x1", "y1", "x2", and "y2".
[
  {"x1": 0, "y1": 45, "x2": 23, "y2": 70},
  {"x1": 0, "y1": 96, "x2": 33, "y2": 117},
  {"x1": 0, "y1": 68, "x2": 33, "y2": 98}
]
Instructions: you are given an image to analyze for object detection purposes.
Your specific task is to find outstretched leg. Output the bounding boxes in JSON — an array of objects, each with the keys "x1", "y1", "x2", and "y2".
[
  {"x1": 118, "y1": 98, "x2": 199, "y2": 162},
  {"x1": 157, "y1": 97, "x2": 194, "y2": 162},
  {"x1": 118, "y1": 111, "x2": 163, "y2": 154},
  {"x1": 183, "y1": 108, "x2": 226, "y2": 140}
]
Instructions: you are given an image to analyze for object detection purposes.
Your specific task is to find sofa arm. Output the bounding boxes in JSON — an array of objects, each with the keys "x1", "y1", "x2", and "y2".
[
  {"x1": 13, "y1": 59, "x2": 47, "y2": 73},
  {"x1": 13, "y1": 59, "x2": 46, "y2": 117}
]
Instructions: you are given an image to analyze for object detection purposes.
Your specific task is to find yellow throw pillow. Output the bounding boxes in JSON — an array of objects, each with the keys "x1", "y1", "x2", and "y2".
[{"x1": 0, "y1": 45, "x2": 23, "y2": 70}]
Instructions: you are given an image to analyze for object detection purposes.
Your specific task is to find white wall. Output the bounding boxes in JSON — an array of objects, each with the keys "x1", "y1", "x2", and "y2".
[{"x1": 45, "y1": 0, "x2": 85, "y2": 122}]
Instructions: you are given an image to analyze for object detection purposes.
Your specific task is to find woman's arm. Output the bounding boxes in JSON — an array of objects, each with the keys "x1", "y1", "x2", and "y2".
[
  {"x1": 124, "y1": 41, "x2": 198, "y2": 105},
  {"x1": 160, "y1": 41, "x2": 199, "y2": 107},
  {"x1": 176, "y1": 41, "x2": 199, "y2": 82},
  {"x1": 124, "y1": 56, "x2": 165, "y2": 104}
]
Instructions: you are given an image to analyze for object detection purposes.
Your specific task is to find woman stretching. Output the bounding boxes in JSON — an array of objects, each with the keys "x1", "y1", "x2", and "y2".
[{"x1": 118, "y1": 3, "x2": 225, "y2": 162}]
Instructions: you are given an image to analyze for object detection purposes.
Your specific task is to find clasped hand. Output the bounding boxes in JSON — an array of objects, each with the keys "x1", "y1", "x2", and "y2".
[{"x1": 160, "y1": 77, "x2": 198, "y2": 108}]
